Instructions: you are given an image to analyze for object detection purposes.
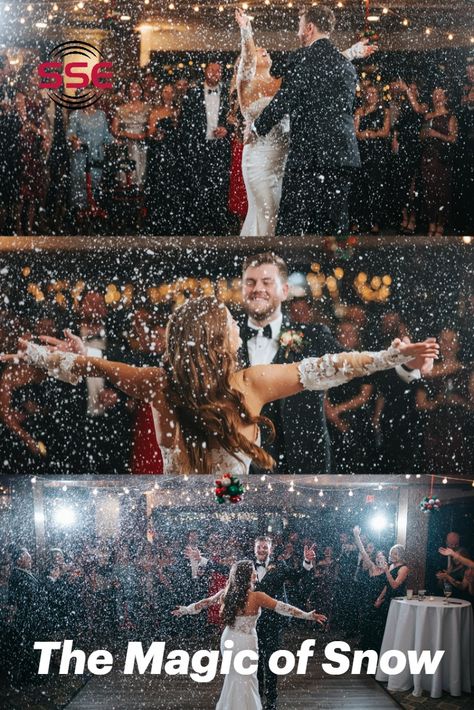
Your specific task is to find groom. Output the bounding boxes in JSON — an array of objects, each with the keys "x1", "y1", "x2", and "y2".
[
  {"x1": 253, "y1": 536, "x2": 316, "y2": 710},
  {"x1": 239, "y1": 252, "x2": 430, "y2": 474},
  {"x1": 250, "y1": 6, "x2": 360, "y2": 236}
]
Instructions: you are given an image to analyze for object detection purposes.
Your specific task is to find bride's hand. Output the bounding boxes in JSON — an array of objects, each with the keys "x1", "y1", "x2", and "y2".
[
  {"x1": 235, "y1": 8, "x2": 251, "y2": 28},
  {"x1": 171, "y1": 606, "x2": 187, "y2": 617},
  {"x1": 309, "y1": 611, "x2": 327, "y2": 625},
  {"x1": 392, "y1": 337, "x2": 439, "y2": 366},
  {"x1": 39, "y1": 329, "x2": 86, "y2": 355}
]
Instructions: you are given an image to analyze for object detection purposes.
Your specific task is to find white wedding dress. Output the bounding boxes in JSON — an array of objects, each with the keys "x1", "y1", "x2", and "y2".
[
  {"x1": 216, "y1": 612, "x2": 262, "y2": 710},
  {"x1": 23, "y1": 342, "x2": 412, "y2": 476},
  {"x1": 240, "y1": 95, "x2": 289, "y2": 238}
]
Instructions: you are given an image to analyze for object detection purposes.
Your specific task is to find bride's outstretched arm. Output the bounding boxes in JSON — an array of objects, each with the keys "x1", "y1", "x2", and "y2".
[
  {"x1": 0, "y1": 340, "x2": 164, "y2": 402},
  {"x1": 235, "y1": 9, "x2": 256, "y2": 77},
  {"x1": 253, "y1": 591, "x2": 326, "y2": 625},
  {"x1": 244, "y1": 338, "x2": 439, "y2": 406},
  {"x1": 172, "y1": 589, "x2": 225, "y2": 617},
  {"x1": 342, "y1": 39, "x2": 378, "y2": 62}
]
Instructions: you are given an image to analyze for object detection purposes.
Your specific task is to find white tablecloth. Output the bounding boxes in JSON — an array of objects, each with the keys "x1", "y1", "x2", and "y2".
[{"x1": 375, "y1": 597, "x2": 474, "y2": 697}]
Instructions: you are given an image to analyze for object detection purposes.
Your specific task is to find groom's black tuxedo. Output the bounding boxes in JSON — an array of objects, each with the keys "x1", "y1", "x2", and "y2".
[
  {"x1": 239, "y1": 315, "x2": 344, "y2": 474},
  {"x1": 254, "y1": 38, "x2": 360, "y2": 236},
  {"x1": 254, "y1": 559, "x2": 311, "y2": 708}
]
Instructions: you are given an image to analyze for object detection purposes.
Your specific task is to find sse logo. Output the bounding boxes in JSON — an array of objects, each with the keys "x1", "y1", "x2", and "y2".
[{"x1": 38, "y1": 40, "x2": 113, "y2": 110}]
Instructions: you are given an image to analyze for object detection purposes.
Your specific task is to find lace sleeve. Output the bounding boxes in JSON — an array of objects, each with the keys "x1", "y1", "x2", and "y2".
[
  {"x1": 274, "y1": 600, "x2": 313, "y2": 620},
  {"x1": 237, "y1": 25, "x2": 256, "y2": 83},
  {"x1": 178, "y1": 589, "x2": 225, "y2": 615},
  {"x1": 342, "y1": 41, "x2": 367, "y2": 62},
  {"x1": 298, "y1": 345, "x2": 412, "y2": 392},
  {"x1": 25, "y1": 342, "x2": 82, "y2": 385}
]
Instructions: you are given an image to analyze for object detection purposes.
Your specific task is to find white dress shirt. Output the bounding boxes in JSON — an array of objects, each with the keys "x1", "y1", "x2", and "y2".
[
  {"x1": 247, "y1": 313, "x2": 282, "y2": 366},
  {"x1": 83, "y1": 335, "x2": 106, "y2": 417},
  {"x1": 204, "y1": 83, "x2": 221, "y2": 140}
]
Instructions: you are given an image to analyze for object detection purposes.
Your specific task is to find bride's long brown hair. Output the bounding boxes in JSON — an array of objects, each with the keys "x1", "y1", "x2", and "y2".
[
  {"x1": 220, "y1": 560, "x2": 254, "y2": 627},
  {"x1": 164, "y1": 296, "x2": 275, "y2": 474}
]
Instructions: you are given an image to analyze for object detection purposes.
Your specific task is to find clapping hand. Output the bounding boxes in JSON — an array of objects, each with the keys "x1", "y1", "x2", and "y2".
[
  {"x1": 184, "y1": 546, "x2": 201, "y2": 562},
  {"x1": 304, "y1": 543, "x2": 317, "y2": 563},
  {"x1": 353, "y1": 525, "x2": 361, "y2": 537},
  {"x1": 439, "y1": 547, "x2": 455, "y2": 558}
]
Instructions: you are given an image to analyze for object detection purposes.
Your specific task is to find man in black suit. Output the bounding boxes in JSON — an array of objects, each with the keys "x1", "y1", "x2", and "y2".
[
  {"x1": 253, "y1": 536, "x2": 315, "y2": 710},
  {"x1": 251, "y1": 6, "x2": 360, "y2": 236},
  {"x1": 180, "y1": 62, "x2": 232, "y2": 235},
  {"x1": 8, "y1": 546, "x2": 43, "y2": 679},
  {"x1": 239, "y1": 252, "x2": 429, "y2": 474}
]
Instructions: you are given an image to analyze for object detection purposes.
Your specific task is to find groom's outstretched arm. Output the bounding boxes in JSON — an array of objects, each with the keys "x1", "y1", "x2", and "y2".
[{"x1": 253, "y1": 55, "x2": 303, "y2": 137}]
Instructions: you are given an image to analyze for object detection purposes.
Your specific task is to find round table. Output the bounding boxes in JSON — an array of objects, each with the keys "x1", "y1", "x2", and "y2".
[{"x1": 375, "y1": 597, "x2": 474, "y2": 698}]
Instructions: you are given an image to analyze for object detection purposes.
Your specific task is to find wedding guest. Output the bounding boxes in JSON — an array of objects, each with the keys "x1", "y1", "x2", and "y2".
[
  {"x1": 16, "y1": 70, "x2": 48, "y2": 235},
  {"x1": 420, "y1": 87, "x2": 458, "y2": 236},
  {"x1": 416, "y1": 328, "x2": 468, "y2": 473},
  {"x1": 325, "y1": 321, "x2": 375, "y2": 473},
  {"x1": 43, "y1": 99, "x2": 70, "y2": 235},
  {"x1": 112, "y1": 80, "x2": 151, "y2": 189},
  {"x1": 67, "y1": 102, "x2": 112, "y2": 222},
  {"x1": 374, "y1": 544, "x2": 409, "y2": 642},
  {"x1": 180, "y1": 62, "x2": 232, "y2": 235},
  {"x1": 227, "y1": 58, "x2": 248, "y2": 228},
  {"x1": 144, "y1": 84, "x2": 180, "y2": 235},
  {"x1": 392, "y1": 81, "x2": 427, "y2": 234},
  {"x1": 0, "y1": 59, "x2": 22, "y2": 235},
  {"x1": 454, "y1": 64, "x2": 474, "y2": 233},
  {"x1": 353, "y1": 526, "x2": 388, "y2": 651},
  {"x1": 354, "y1": 85, "x2": 391, "y2": 234},
  {"x1": 8, "y1": 546, "x2": 43, "y2": 679}
]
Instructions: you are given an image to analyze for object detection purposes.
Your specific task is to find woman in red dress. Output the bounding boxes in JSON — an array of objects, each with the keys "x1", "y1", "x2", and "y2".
[{"x1": 227, "y1": 61, "x2": 248, "y2": 225}]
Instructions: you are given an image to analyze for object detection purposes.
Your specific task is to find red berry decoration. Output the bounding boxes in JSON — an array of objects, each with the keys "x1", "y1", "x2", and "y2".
[
  {"x1": 215, "y1": 474, "x2": 245, "y2": 504},
  {"x1": 419, "y1": 496, "x2": 441, "y2": 513}
]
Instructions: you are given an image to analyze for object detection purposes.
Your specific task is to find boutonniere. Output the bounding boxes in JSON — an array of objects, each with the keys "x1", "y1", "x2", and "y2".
[{"x1": 279, "y1": 329, "x2": 305, "y2": 359}]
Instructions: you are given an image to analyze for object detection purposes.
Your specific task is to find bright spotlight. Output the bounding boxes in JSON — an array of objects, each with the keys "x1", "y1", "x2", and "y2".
[
  {"x1": 370, "y1": 514, "x2": 387, "y2": 531},
  {"x1": 53, "y1": 506, "x2": 76, "y2": 527}
]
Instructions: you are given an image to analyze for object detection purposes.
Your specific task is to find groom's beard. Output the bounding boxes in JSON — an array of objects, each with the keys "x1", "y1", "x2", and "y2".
[{"x1": 244, "y1": 301, "x2": 280, "y2": 323}]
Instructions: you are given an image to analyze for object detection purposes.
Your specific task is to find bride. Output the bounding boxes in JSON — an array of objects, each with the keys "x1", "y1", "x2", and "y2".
[
  {"x1": 235, "y1": 9, "x2": 376, "y2": 237},
  {"x1": 172, "y1": 559, "x2": 326, "y2": 709},
  {"x1": 1, "y1": 296, "x2": 438, "y2": 474}
]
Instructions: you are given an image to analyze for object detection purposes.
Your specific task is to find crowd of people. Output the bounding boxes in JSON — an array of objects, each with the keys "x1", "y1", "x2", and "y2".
[
  {"x1": 1, "y1": 522, "x2": 472, "y2": 687},
  {"x1": 0, "y1": 47, "x2": 472, "y2": 237},
  {"x1": 0, "y1": 254, "x2": 472, "y2": 475}
]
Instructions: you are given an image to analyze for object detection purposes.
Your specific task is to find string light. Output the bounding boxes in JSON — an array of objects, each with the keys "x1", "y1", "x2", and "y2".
[
  {"x1": 169, "y1": 3, "x2": 175, "y2": 9},
  {"x1": 448, "y1": 33, "x2": 453, "y2": 41},
  {"x1": 53, "y1": 3, "x2": 59, "y2": 10},
  {"x1": 319, "y1": 490, "x2": 324, "y2": 497},
  {"x1": 62, "y1": 485, "x2": 67, "y2": 492},
  {"x1": 27, "y1": 3, "x2": 33, "y2": 11},
  {"x1": 348, "y1": 489, "x2": 353, "y2": 497},
  {"x1": 382, "y1": 6, "x2": 389, "y2": 14},
  {"x1": 92, "y1": 488, "x2": 98, "y2": 496},
  {"x1": 402, "y1": 18, "x2": 409, "y2": 26},
  {"x1": 425, "y1": 28, "x2": 431, "y2": 35}
]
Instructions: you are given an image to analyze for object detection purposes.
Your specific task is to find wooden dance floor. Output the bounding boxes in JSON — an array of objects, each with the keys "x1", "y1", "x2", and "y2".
[{"x1": 65, "y1": 635, "x2": 399, "y2": 710}]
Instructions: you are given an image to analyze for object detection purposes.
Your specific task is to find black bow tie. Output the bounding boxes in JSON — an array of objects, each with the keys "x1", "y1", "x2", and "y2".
[
  {"x1": 207, "y1": 88, "x2": 219, "y2": 95},
  {"x1": 255, "y1": 562, "x2": 267, "y2": 568},
  {"x1": 242, "y1": 323, "x2": 273, "y2": 342}
]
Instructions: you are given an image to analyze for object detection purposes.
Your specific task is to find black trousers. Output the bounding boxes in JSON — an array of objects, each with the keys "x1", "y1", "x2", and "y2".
[
  {"x1": 276, "y1": 161, "x2": 354, "y2": 236},
  {"x1": 257, "y1": 619, "x2": 283, "y2": 706}
]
